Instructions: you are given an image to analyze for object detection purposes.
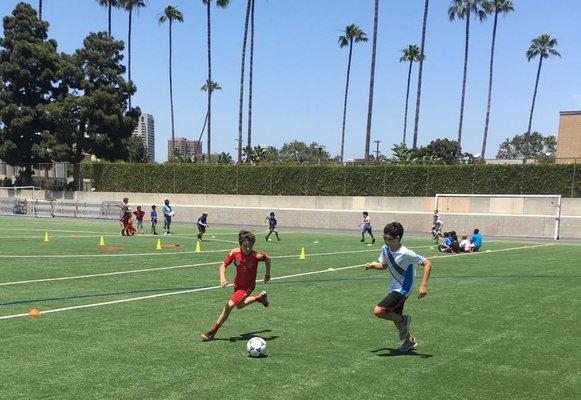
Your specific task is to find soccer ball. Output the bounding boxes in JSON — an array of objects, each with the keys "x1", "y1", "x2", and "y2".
[{"x1": 246, "y1": 337, "x2": 267, "y2": 357}]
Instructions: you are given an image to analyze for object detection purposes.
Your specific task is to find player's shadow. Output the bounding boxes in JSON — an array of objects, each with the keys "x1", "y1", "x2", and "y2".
[
  {"x1": 216, "y1": 330, "x2": 279, "y2": 343},
  {"x1": 371, "y1": 348, "x2": 434, "y2": 358}
]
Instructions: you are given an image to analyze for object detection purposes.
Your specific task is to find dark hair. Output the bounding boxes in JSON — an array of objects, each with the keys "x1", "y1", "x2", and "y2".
[
  {"x1": 137, "y1": 206, "x2": 141, "y2": 210},
  {"x1": 270, "y1": 212, "x2": 275, "y2": 216},
  {"x1": 383, "y1": 222, "x2": 404, "y2": 240},
  {"x1": 151, "y1": 205, "x2": 156, "y2": 209},
  {"x1": 363, "y1": 211, "x2": 368, "y2": 216},
  {"x1": 474, "y1": 228, "x2": 480, "y2": 234},
  {"x1": 238, "y1": 230, "x2": 256, "y2": 245},
  {"x1": 443, "y1": 232, "x2": 449, "y2": 237}
]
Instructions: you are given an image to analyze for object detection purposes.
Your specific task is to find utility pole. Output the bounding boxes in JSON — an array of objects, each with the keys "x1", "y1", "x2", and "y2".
[{"x1": 373, "y1": 140, "x2": 381, "y2": 159}]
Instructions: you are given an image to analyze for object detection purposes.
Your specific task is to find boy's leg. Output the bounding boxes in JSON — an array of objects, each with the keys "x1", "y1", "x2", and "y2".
[
  {"x1": 374, "y1": 292, "x2": 411, "y2": 340},
  {"x1": 370, "y1": 230, "x2": 375, "y2": 244},
  {"x1": 265, "y1": 229, "x2": 272, "y2": 241},
  {"x1": 360, "y1": 231, "x2": 365, "y2": 242},
  {"x1": 275, "y1": 230, "x2": 280, "y2": 241}
]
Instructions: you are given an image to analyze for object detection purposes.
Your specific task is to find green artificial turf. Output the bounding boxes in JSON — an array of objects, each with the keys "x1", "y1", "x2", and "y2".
[{"x1": 0, "y1": 216, "x2": 579, "y2": 399}]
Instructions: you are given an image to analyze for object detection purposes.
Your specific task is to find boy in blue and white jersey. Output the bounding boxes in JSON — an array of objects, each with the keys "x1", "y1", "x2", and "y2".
[
  {"x1": 265, "y1": 212, "x2": 281, "y2": 242},
  {"x1": 150, "y1": 205, "x2": 158, "y2": 235},
  {"x1": 162, "y1": 199, "x2": 173, "y2": 235},
  {"x1": 364, "y1": 222, "x2": 433, "y2": 352},
  {"x1": 197, "y1": 212, "x2": 209, "y2": 240}
]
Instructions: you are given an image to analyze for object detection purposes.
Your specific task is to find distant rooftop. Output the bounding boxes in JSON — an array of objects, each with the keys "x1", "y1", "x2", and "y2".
[{"x1": 559, "y1": 111, "x2": 581, "y2": 116}]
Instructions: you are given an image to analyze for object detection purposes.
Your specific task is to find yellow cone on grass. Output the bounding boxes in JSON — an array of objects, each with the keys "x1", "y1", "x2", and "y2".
[
  {"x1": 44, "y1": 232, "x2": 49, "y2": 242},
  {"x1": 156, "y1": 238, "x2": 162, "y2": 250},
  {"x1": 99, "y1": 236, "x2": 105, "y2": 246},
  {"x1": 299, "y1": 247, "x2": 306, "y2": 260},
  {"x1": 195, "y1": 240, "x2": 202, "y2": 253}
]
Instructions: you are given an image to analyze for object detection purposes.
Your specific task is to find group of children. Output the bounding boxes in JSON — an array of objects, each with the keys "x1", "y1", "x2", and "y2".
[{"x1": 430, "y1": 211, "x2": 484, "y2": 253}]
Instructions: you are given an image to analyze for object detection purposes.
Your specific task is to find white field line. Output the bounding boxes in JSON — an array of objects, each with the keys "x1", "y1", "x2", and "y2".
[
  {"x1": 0, "y1": 243, "x2": 553, "y2": 321},
  {"x1": 0, "y1": 248, "x2": 234, "y2": 259}
]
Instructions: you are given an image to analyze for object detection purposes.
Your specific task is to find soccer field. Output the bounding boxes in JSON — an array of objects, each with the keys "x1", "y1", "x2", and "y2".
[{"x1": 0, "y1": 216, "x2": 579, "y2": 400}]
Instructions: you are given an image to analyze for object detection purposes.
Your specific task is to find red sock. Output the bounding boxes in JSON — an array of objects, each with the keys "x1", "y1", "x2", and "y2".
[
  {"x1": 211, "y1": 323, "x2": 221, "y2": 333},
  {"x1": 255, "y1": 294, "x2": 264, "y2": 303}
]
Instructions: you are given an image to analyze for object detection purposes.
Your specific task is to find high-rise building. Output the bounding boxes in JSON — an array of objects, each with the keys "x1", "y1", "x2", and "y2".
[
  {"x1": 133, "y1": 113, "x2": 155, "y2": 162},
  {"x1": 168, "y1": 138, "x2": 203, "y2": 160},
  {"x1": 556, "y1": 111, "x2": 581, "y2": 163}
]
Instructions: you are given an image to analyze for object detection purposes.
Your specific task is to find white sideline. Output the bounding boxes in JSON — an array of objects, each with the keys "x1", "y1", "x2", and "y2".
[{"x1": 0, "y1": 243, "x2": 552, "y2": 320}]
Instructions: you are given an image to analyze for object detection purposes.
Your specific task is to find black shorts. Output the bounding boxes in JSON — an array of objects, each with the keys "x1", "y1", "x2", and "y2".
[
  {"x1": 377, "y1": 291, "x2": 407, "y2": 315},
  {"x1": 198, "y1": 225, "x2": 206, "y2": 233}
]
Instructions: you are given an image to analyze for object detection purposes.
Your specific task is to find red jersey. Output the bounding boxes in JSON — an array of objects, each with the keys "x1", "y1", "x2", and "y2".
[
  {"x1": 133, "y1": 210, "x2": 145, "y2": 221},
  {"x1": 223, "y1": 248, "x2": 269, "y2": 290}
]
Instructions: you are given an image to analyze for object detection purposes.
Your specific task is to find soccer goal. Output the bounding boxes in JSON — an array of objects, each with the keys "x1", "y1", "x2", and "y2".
[
  {"x1": 0, "y1": 186, "x2": 41, "y2": 217},
  {"x1": 434, "y1": 193, "x2": 562, "y2": 240}
]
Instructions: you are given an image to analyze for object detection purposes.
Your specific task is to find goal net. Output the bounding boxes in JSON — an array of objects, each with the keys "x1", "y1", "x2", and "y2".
[
  {"x1": 434, "y1": 194, "x2": 562, "y2": 240},
  {"x1": 0, "y1": 186, "x2": 40, "y2": 217}
]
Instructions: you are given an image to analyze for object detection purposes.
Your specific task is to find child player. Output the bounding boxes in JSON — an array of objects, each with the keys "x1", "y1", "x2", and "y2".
[
  {"x1": 364, "y1": 222, "x2": 433, "y2": 352},
  {"x1": 201, "y1": 230, "x2": 271, "y2": 342},
  {"x1": 431, "y1": 213, "x2": 443, "y2": 244},
  {"x1": 133, "y1": 206, "x2": 145, "y2": 232},
  {"x1": 150, "y1": 205, "x2": 158, "y2": 235},
  {"x1": 265, "y1": 212, "x2": 281, "y2": 242},
  {"x1": 358, "y1": 211, "x2": 376, "y2": 244},
  {"x1": 197, "y1": 212, "x2": 209, "y2": 240}
]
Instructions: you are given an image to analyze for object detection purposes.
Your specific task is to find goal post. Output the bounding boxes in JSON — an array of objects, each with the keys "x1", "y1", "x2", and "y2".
[
  {"x1": 434, "y1": 193, "x2": 562, "y2": 241},
  {"x1": 0, "y1": 186, "x2": 41, "y2": 217}
]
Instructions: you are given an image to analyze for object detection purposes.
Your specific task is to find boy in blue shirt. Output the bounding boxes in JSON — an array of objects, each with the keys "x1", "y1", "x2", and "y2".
[
  {"x1": 471, "y1": 228, "x2": 483, "y2": 252},
  {"x1": 150, "y1": 205, "x2": 158, "y2": 235},
  {"x1": 265, "y1": 212, "x2": 281, "y2": 242},
  {"x1": 197, "y1": 212, "x2": 209, "y2": 240},
  {"x1": 162, "y1": 199, "x2": 173, "y2": 235}
]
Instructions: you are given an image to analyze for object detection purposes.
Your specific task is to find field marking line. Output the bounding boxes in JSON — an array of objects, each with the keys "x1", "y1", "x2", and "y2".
[
  {"x1": 0, "y1": 243, "x2": 552, "y2": 320},
  {"x1": 0, "y1": 247, "x2": 235, "y2": 259}
]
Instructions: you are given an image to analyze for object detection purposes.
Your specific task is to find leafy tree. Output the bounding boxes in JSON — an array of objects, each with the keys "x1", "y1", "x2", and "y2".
[
  {"x1": 129, "y1": 135, "x2": 148, "y2": 163},
  {"x1": 158, "y1": 5, "x2": 184, "y2": 157},
  {"x1": 481, "y1": 0, "x2": 514, "y2": 159},
  {"x1": 416, "y1": 138, "x2": 460, "y2": 165},
  {"x1": 338, "y1": 24, "x2": 368, "y2": 163},
  {"x1": 279, "y1": 141, "x2": 332, "y2": 164},
  {"x1": 217, "y1": 152, "x2": 233, "y2": 164},
  {"x1": 364, "y1": 0, "x2": 379, "y2": 162},
  {"x1": 243, "y1": 145, "x2": 278, "y2": 165},
  {"x1": 412, "y1": 0, "x2": 430, "y2": 149},
  {"x1": 390, "y1": 142, "x2": 419, "y2": 164},
  {"x1": 448, "y1": 0, "x2": 487, "y2": 156},
  {"x1": 526, "y1": 34, "x2": 560, "y2": 136},
  {"x1": 496, "y1": 132, "x2": 556, "y2": 161},
  {"x1": 96, "y1": 0, "x2": 121, "y2": 37},
  {"x1": 120, "y1": 0, "x2": 147, "y2": 109},
  {"x1": 0, "y1": 3, "x2": 63, "y2": 183},
  {"x1": 399, "y1": 44, "x2": 423, "y2": 144}
]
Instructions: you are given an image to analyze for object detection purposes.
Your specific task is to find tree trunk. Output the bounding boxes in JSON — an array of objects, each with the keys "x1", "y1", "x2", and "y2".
[
  {"x1": 128, "y1": 8, "x2": 133, "y2": 110},
  {"x1": 169, "y1": 20, "x2": 175, "y2": 157},
  {"x1": 481, "y1": 9, "x2": 499, "y2": 159},
  {"x1": 73, "y1": 163, "x2": 81, "y2": 191},
  {"x1": 403, "y1": 59, "x2": 413, "y2": 144},
  {"x1": 364, "y1": 0, "x2": 379, "y2": 162},
  {"x1": 247, "y1": 0, "x2": 255, "y2": 153},
  {"x1": 237, "y1": 0, "x2": 252, "y2": 164},
  {"x1": 457, "y1": 9, "x2": 471, "y2": 157},
  {"x1": 412, "y1": 0, "x2": 429, "y2": 149},
  {"x1": 38, "y1": 0, "x2": 43, "y2": 20},
  {"x1": 527, "y1": 56, "x2": 543, "y2": 136},
  {"x1": 340, "y1": 39, "x2": 354, "y2": 164},
  {"x1": 108, "y1": 2, "x2": 112, "y2": 37},
  {"x1": 206, "y1": 1, "x2": 212, "y2": 162}
]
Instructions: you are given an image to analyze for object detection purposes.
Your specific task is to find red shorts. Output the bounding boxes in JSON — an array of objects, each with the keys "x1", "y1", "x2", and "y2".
[{"x1": 230, "y1": 287, "x2": 254, "y2": 305}]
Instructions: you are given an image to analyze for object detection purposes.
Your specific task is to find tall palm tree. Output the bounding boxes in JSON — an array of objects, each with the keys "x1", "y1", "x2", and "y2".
[
  {"x1": 38, "y1": 0, "x2": 43, "y2": 20},
  {"x1": 237, "y1": 0, "x2": 253, "y2": 163},
  {"x1": 338, "y1": 24, "x2": 368, "y2": 163},
  {"x1": 481, "y1": 0, "x2": 514, "y2": 159},
  {"x1": 97, "y1": 0, "x2": 121, "y2": 37},
  {"x1": 448, "y1": 0, "x2": 486, "y2": 156},
  {"x1": 364, "y1": 0, "x2": 379, "y2": 162},
  {"x1": 412, "y1": 0, "x2": 430, "y2": 149},
  {"x1": 247, "y1": 0, "x2": 255, "y2": 155},
  {"x1": 121, "y1": 0, "x2": 147, "y2": 110},
  {"x1": 159, "y1": 5, "x2": 184, "y2": 157},
  {"x1": 202, "y1": 0, "x2": 230, "y2": 162},
  {"x1": 526, "y1": 34, "x2": 560, "y2": 136},
  {"x1": 399, "y1": 44, "x2": 423, "y2": 145}
]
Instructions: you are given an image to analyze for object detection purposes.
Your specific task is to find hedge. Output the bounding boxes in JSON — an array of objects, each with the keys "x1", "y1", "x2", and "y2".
[{"x1": 81, "y1": 163, "x2": 581, "y2": 198}]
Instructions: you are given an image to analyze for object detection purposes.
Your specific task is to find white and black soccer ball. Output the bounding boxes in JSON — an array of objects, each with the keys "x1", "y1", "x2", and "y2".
[{"x1": 246, "y1": 337, "x2": 267, "y2": 357}]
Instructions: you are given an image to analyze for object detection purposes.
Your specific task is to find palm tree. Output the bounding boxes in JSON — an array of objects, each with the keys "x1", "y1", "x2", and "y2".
[
  {"x1": 338, "y1": 24, "x2": 368, "y2": 163},
  {"x1": 159, "y1": 5, "x2": 184, "y2": 157},
  {"x1": 448, "y1": 0, "x2": 486, "y2": 156},
  {"x1": 202, "y1": 0, "x2": 230, "y2": 162},
  {"x1": 201, "y1": 80, "x2": 222, "y2": 94},
  {"x1": 526, "y1": 34, "x2": 560, "y2": 136},
  {"x1": 364, "y1": 0, "x2": 379, "y2": 162},
  {"x1": 412, "y1": 0, "x2": 430, "y2": 149},
  {"x1": 481, "y1": 0, "x2": 514, "y2": 159},
  {"x1": 121, "y1": 0, "x2": 147, "y2": 110},
  {"x1": 96, "y1": 0, "x2": 121, "y2": 37},
  {"x1": 399, "y1": 44, "x2": 423, "y2": 145},
  {"x1": 237, "y1": 0, "x2": 253, "y2": 163},
  {"x1": 247, "y1": 0, "x2": 256, "y2": 156}
]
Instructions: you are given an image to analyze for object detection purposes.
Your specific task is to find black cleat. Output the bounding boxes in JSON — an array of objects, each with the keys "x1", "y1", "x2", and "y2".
[
  {"x1": 201, "y1": 330, "x2": 215, "y2": 342},
  {"x1": 372, "y1": 238, "x2": 376, "y2": 244},
  {"x1": 259, "y1": 291, "x2": 269, "y2": 308}
]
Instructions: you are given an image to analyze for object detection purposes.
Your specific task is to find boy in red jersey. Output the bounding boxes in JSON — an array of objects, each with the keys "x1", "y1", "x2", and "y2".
[{"x1": 201, "y1": 230, "x2": 271, "y2": 342}]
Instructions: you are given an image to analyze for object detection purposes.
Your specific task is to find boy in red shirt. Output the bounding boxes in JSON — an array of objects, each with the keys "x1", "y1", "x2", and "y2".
[
  {"x1": 201, "y1": 230, "x2": 271, "y2": 341},
  {"x1": 133, "y1": 206, "x2": 145, "y2": 232}
]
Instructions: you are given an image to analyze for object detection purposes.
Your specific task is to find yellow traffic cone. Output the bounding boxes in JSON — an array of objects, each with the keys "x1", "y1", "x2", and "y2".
[
  {"x1": 99, "y1": 236, "x2": 105, "y2": 246},
  {"x1": 156, "y1": 238, "x2": 162, "y2": 250},
  {"x1": 195, "y1": 240, "x2": 202, "y2": 253},
  {"x1": 299, "y1": 247, "x2": 306, "y2": 260},
  {"x1": 44, "y1": 232, "x2": 49, "y2": 242}
]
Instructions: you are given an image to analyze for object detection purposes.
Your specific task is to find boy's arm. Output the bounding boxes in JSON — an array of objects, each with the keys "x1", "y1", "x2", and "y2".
[
  {"x1": 364, "y1": 262, "x2": 386, "y2": 270},
  {"x1": 418, "y1": 259, "x2": 432, "y2": 298},
  {"x1": 263, "y1": 257, "x2": 271, "y2": 283},
  {"x1": 219, "y1": 263, "x2": 229, "y2": 287}
]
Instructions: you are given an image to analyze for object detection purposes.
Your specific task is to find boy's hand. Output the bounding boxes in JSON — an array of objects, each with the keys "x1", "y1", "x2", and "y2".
[
  {"x1": 263, "y1": 274, "x2": 271, "y2": 284},
  {"x1": 220, "y1": 278, "x2": 229, "y2": 287},
  {"x1": 364, "y1": 263, "x2": 373, "y2": 270},
  {"x1": 418, "y1": 284, "x2": 428, "y2": 298}
]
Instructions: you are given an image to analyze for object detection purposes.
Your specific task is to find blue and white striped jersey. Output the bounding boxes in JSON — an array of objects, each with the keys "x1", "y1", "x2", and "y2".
[{"x1": 378, "y1": 245, "x2": 425, "y2": 296}]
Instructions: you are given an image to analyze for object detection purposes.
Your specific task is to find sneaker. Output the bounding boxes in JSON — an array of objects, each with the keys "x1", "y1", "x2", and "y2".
[
  {"x1": 258, "y1": 291, "x2": 269, "y2": 308},
  {"x1": 201, "y1": 330, "x2": 215, "y2": 342},
  {"x1": 397, "y1": 338, "x2": 418, "y2": 352},
  {"x1": 396, "y1": 315, "x2": 411, "y2": 340},
  {"x1": 372, "y1": 238, "x2": 376, "y2": 244},
  {"x1": 360, "y1": 239, "x2": 365, "y2": 243},
  {"x1": 265, "y1": 236, "x2": 269, "y2": 242},
  {"x1": 277, "y1": 238, "x2": 281, "y2": 242}
]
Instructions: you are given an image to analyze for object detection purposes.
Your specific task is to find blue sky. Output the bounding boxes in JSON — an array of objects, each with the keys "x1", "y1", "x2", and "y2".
[{"x1": 1, "y1": 0, "x2": 580, "y2": 162}]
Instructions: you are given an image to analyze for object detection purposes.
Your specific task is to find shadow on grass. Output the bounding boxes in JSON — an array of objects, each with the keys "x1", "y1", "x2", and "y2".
[
  {"x1": 371, "y1": 348, "x2": 434, "y2": 358},
  {"x1": 213, "y1": 329, "x2": 280, "y2": 343}
]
